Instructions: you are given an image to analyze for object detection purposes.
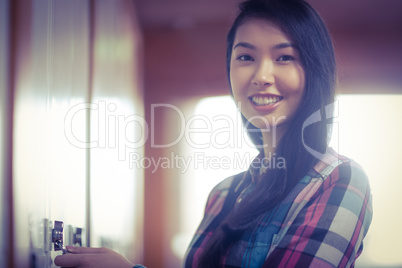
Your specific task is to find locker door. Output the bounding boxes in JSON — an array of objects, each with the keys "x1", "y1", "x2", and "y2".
[
  {"x1": 13, "y1": 0, "x2": 90, "y2": 267},
  {"x1": 89, "y1": 0, "x2": 144, "y2": 262},
  {"x1": 0, "y1": 0, "x2": 11, "y2": 266},
  {"x1": 11, "y1": 0, "x2": 144, "y2": 267}
]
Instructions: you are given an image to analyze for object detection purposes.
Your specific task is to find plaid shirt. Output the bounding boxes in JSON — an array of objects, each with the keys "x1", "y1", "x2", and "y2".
[{"x1": 184, "y1": 148, "x2": 373, "y2": 268}]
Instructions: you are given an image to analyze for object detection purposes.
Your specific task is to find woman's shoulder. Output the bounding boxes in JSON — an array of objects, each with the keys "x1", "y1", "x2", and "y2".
[
  {"x1": 312, "y1": 147, "x2": 371, "y2": 192},
  {"x1": 203, "y1": 171, "x2": 246, "y2": 213},
  {"x1": 208, "y1": 171, "x2": 245, "y2": 196},
  {"x1": 313, "y1": 148, "x2": 365, "y2": 176}
]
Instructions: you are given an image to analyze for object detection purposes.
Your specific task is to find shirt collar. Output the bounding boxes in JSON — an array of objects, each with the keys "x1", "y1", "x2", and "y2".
[{"x1": 235, "y1": 152, "x2": 266, "y2": 193}]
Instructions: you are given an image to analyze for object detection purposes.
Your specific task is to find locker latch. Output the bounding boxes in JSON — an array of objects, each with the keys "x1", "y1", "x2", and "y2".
[
  {"x1": 52, "y1": 221, "x2": 64, "y2": 251},
  {"x1": 73, "y1": 227, "x2": 82, "y2": 247}
]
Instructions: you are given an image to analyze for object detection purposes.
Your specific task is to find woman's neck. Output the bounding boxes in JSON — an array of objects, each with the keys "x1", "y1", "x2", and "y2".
[{"x1": 261, "y1": 124, "x2": 288, "y2": 160}]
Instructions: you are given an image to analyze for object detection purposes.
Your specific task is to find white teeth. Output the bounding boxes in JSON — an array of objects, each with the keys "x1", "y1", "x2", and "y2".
[{"x1": 251, "y1": 96, "x2": 282, "y2": 106}]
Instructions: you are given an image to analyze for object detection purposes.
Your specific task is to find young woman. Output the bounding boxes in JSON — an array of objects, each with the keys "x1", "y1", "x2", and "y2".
[
  {"x1": 55, "y1": 0, "x2": 372, "y2": 267},
  {"x1": 184, "y1": 1, "x2": 372, "y2": 267}
]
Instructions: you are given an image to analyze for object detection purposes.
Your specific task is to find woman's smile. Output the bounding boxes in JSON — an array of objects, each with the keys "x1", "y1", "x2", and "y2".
[{"x1": 249, "y1": 93, "x2": 283, "y2": 111}]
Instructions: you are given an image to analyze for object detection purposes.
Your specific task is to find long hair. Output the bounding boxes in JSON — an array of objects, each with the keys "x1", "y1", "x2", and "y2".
[{"x1": 198, "y1": 0, "x2": 336, "y2": 267}]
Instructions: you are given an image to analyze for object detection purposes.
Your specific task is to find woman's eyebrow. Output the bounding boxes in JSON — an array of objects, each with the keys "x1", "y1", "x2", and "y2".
[
  {"x1": 233, "y1": 42, "x2": 297, "y2": 50},
  {"x1": 273, "y1": 42, "x2": 296, "y2": 50},
  {"x1": 233, "y1": 42, "x2": 256, "y2": 50}
]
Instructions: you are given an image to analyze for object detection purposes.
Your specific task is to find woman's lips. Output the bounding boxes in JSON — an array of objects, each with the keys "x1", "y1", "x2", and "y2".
[{"x1": 249, "y1": 94, "x2": 283, "y2": 111}]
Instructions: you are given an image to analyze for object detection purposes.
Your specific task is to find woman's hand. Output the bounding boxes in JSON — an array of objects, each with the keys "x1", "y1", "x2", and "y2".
[{"x1": 54, "y1": 246, "x2": 134, "y2": 268}]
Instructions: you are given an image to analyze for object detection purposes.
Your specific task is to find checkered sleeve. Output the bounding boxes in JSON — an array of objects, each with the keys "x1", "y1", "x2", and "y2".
[{"x1": 262, "y1": 162, "x2": 373, "y2": 268}]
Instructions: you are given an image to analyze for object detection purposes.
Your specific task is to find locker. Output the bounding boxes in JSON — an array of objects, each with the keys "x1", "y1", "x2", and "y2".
[
  {"x1": 89, "y1": 0, "x2": 144, "y2": 261},
  {"x1": 12, "y1": 1, "x2": 90, "y2": 266},
  {"x1": 2, "y1": 0, "x2": 144, "y2": 267},
  {"x1": 0, "y1": 0, "x2": 12, "y2": 266}
]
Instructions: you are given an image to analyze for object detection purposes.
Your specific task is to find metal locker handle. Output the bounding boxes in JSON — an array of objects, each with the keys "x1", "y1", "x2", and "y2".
[{"x1": 52, "y1": 221, "x2": 64, "y2": 251}]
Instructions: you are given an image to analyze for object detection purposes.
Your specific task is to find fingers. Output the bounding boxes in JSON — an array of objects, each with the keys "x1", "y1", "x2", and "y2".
[
  {"x1": 54, "y1": 248, "x2": 134, "y2": 268},
  {"x1": 54, "y1": 253, "x2": 85, "y2": 267},
  {"x1": 54, "y1": 247, "x2": 110, "y2": 267},
  {"x1": 66, "y1": 246, "x2": 109, "y2": 254}
]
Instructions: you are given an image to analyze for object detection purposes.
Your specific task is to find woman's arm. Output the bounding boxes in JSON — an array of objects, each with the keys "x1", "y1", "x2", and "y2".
[{"x1": 263, "y1": 163, "x2": 373, "y2": 268}]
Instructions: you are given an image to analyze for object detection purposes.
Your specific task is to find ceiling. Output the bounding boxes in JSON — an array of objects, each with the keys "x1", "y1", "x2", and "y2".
[
  {"x1": 134, "y1": 0, "x2": 402, "y2": 31},
  {"x1": 135, "y1": 0, "x2": 402, "y2": 91}
]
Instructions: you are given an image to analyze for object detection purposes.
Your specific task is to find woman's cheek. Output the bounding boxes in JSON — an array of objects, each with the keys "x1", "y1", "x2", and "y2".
[
  {"x1": 231, "y1": 68, "x2": 250, "y2": 93},
  {"x1": 277, "y1": 69, "x2": 304, "y2": 94}
]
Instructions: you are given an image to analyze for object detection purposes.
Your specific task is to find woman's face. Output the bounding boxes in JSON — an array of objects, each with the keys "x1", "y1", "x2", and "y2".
[{"x1": 230, "y1": 18, "x2": 305, "y2": 131}]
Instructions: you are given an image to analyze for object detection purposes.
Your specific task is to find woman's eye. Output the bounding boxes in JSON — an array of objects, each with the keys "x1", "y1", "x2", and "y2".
[
  {"x1": 277, "y1": 55, "x2": 295, "y2": 61},
  {"x1": 237, "y1": 55, "x2": 254, "y2": 61}
]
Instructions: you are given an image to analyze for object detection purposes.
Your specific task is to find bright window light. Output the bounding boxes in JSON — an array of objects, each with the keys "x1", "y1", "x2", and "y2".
[{"x1": 329, "y1": 95, "x2": 402, "y2": 267}]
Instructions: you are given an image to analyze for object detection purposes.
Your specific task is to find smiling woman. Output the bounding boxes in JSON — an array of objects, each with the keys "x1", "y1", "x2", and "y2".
[{"x1": 185, "y1": 0, "x2": 372, "y2": 267}]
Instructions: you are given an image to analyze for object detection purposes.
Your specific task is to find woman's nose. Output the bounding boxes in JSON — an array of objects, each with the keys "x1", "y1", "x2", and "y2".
[{"x1": 252, "y1": 60, "x2": 274, "y2": 87}]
